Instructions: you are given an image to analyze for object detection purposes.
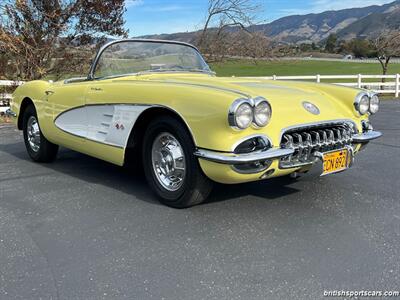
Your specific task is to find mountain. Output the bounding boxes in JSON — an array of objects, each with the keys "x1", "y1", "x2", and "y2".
[
  {"x1": 336, "y1": 2, "x2": 400, "y2": 40},
  {"x1": 252, "y1": 0, "x2": 400, "y2": 43},
  {"x1": 139, "y1": 0, "x2": 400, "y2": 44}
]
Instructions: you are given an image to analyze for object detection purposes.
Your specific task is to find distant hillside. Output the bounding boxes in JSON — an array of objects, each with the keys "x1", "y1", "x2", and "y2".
[
  {"x1": 336, "y1": 3, "x2": 400, "y2": 40},
  {"x1": 139, "y1": 0, "x2": 400, "y2": 44}
]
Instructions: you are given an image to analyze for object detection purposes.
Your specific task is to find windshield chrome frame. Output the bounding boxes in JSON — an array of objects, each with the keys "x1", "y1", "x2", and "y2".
[{"x1": 87, "y1": 39, "x2": 212, "y2": 80}]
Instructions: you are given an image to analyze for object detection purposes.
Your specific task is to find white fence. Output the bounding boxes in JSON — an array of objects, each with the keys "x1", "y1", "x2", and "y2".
[
  {"x1": 247, "y1": 74, "x2": 400, "y2": 97},
  {"x1": 280, "y1": 57, "x2": 400, "y2": 64},
  {"x1": 0, "y1": 80, "x2": 24, "y2": 113},
  {"x1": 0, "y1": 80, "x2": 24, "y2": 100}
]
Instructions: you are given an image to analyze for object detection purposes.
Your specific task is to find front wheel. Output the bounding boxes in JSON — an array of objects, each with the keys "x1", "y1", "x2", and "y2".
[
  {"x1": 22, "y1": 105, "x2": 59, "y2": 162},
  {"x1": 142, "y1": 116, "x2": 213, "y2": 208}
]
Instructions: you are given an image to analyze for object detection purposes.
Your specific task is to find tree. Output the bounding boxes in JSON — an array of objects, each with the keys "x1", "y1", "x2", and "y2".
[
  {"x1": 371, "y1": 30, "x2": 400, "y2": 76},
  {"x1": 0, "y1": 0, "x2": 129, "y2": 80},
  {"x1": 228, "y1": 30, "x2": 271, "y2": 60},
  {"x1": 197, "y1": 0, "x2": 262, "y2": 59},
  {"x1": 345, "y1": 39, "x2": 374, "y2": 58},
  {"x1": 325, "y1": 34, "x2": 337, "y2": 53},
  {"x1": 311, "y1": 42, "x2": 318, "y2": 51}
]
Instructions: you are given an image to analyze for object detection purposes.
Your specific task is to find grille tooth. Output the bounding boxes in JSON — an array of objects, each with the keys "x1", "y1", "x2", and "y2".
[
  {"x1": 311, "y1": 131, "x2": 321, "y2": 151},
  {"x1": 320, "y1": 130, "x2": 328, "y2": 148},
  {"x1": 280, "y1": 123, "x2": 354, "y2": 168},
  {"x1": 293, "y1": 133, "x2": 304, "y2": 159},
  {"x1": 327, "y1": 129, "x2": 334, "y2": 147},
  {"x1": 341, "y1": 128, "x2": 347, "y2": 144},
  {"x1": 283, "y1": 134, "x2": 294, "y2": 148},
  {"x1": 335, "y1": 129, "x2": 342, "y2": 145},
  {"x1": 302, "y1": 132, "x2": 313, "y2": 160}
]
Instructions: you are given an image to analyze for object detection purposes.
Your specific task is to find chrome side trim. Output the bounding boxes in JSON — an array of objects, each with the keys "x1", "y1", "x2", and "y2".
[
  {"x1": 194, "y1": 148, "x2": 294, "y2": 164},
  {"x1": 352, "y1": 131, "x2": 382, "y2": 143}
]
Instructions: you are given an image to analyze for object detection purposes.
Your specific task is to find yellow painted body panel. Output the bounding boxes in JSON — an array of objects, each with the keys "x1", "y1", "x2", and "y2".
[{"x1": 12, "y1": 73, "x2": 369, "y2": 183}]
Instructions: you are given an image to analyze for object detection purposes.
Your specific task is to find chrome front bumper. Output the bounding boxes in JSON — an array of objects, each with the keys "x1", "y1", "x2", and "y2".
[
  {"x1": 352, "y1": 130, "x2": 382, "y2": 143},
  {"x1": 5, "y1": 109, "x2": 17, "y2": 118},
  {"x1": 194, "y1": 148, "x2": 294, "y2": 164},
  {"x1": 194, "y1": 130, "x2": 382, "y2": 165}
]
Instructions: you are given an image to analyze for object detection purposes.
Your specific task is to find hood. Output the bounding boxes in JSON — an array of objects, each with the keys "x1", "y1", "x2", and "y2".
[{"x1": 136, "y1": 73, "x2": 357, "y2": 125}]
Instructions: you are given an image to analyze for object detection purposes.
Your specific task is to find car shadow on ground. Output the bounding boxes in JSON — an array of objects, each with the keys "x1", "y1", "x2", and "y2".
[{"x1": 0, "y1": 141, "x2": 301, "y2": 207}]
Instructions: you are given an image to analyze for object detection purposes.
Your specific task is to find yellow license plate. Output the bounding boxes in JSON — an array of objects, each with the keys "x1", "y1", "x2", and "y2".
[{"x1": 322, "y1": 149, "x2": 348, "y2": 176}]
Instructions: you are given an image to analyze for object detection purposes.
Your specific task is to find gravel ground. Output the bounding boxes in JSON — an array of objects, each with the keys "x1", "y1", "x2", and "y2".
[{"x1": 0, "y1": 100, "x2": 399, "y2": 300}]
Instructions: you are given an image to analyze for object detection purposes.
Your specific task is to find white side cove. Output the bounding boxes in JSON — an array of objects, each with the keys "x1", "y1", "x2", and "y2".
[{"x1": 55, "y1": 104, "x2": 151, "y2": 148}]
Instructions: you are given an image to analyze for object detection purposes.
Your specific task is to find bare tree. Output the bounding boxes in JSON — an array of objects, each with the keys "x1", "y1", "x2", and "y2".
[
  {"x1": 372, "y1": 30, "x2": 400, "y2": 77},
  {"x1": 198, "y1": 0, "x2": 262, "y2": 57},
  {"x1": 231, "y1": 31, "x2": 271, "y2": 60},
  {"x1": 0, "y1": 0, "x2": 130, "y2": 80}
]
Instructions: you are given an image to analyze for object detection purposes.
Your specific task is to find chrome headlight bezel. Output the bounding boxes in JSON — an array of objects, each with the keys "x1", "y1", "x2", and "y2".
[
  {"x1": 228, "y1": 98, "x2": 254, "y2": 130},
  {"x1": 253, "y1": 97, "x2": 272, "y2": 128},
  {"x1": 369, "y1": 93, "x2": 380, "y2": 114},
  {"x1": 228, "y1": 97, "x2": 273, "y2": 130},
  {"x1": 354, "y1": 92, "x2": 370, "y2": 115}
]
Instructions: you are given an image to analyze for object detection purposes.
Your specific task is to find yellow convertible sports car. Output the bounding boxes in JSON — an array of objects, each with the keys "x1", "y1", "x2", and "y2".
[{"x1": 10, "y1": 39, "x2": 382, "y2": 208}]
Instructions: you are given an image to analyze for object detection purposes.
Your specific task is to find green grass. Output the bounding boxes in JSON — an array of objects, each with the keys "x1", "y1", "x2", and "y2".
[{"x1": 209, "y1": 59, "x2": 400, "y2": 77}]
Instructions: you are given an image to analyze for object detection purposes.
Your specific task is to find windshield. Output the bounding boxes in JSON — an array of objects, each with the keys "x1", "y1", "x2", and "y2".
[{"x1": 93, "y1": 40, "x2": 211, "y2": 79}]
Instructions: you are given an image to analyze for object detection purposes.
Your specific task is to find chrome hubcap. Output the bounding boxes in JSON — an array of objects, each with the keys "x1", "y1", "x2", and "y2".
[
  {"x1": 27, "y1": 116, "x2": 41, "y2": 152},
  {"x1": 151, "y1": 133, "x2": 186, "y2": 192}
]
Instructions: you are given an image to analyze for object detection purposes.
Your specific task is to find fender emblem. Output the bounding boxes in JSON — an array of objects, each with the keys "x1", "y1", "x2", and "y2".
[
  {"x1": 115, "y1": 123, "x2": 125, "y2": 130},
  {"x1": 302, "y1": 101, "x2": 320, "y2": 115}
]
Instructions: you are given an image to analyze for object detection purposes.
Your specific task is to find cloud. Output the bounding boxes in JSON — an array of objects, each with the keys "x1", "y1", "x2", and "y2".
[
  {"x1": 126, "y1": 0, "x2": 144, "y2": 8},
  {"x1": 129, "y1": 3, "x2": 192, "y2": 12},
  {"x1": 278, "y1": 0, "x2": 394, "y2": 16},
  {"x1": 152, "y1": 5, "x2": 187, "y2": 12}
]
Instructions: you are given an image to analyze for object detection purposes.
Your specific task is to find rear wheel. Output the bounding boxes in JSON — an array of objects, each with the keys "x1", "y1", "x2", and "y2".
[
  {"x1": 22, "y1": 105, "x2": 58, "y2": 162},
  {"x1": 143, "y1": 116, "x2": 213, "y2": 208}
]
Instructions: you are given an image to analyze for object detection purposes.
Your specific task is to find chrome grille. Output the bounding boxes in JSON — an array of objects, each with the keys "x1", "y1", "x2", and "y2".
[{"x1": 280, "y1": 123, "x2": 354, "y2": 168}]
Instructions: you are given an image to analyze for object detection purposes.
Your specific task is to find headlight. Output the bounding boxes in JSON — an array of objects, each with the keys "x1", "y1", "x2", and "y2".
[
  {"x1": 354, "y1": 93, "x2": 370, "y2": 115},
  {"x1": 253, "y1": 97, "x2": 272, "y2": 127},
  {"x1": 228, "y1": 99, "x2": 253, "y2": 129},
  {"x1": 369, "y1": 94, "x2": 379, "y2": 114}
]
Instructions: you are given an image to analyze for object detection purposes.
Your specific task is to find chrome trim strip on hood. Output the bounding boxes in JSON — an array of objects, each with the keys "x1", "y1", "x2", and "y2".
[{"x1": 112, "y1": 79, "x2": 251, "y2": 98}]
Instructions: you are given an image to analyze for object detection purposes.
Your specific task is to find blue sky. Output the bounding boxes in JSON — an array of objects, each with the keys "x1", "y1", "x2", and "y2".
[{"x1": 125, "y1": 0, "x2": 395, "y2": 36}]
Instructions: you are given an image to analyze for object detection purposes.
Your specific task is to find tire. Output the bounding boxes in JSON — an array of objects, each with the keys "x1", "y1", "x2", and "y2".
[
  {"x1": 22, "y1": 104, "x2": 59, "y2": 162},
  {"x1": 143, "y1": 116, "x2": 213, "y2": 208}
]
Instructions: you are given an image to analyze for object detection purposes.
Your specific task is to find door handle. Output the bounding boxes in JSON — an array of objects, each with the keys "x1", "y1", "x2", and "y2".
[
  {"x1": 91, "y1": 87, "x2": 103, "y2": 91},
  {"x1": 45, "y1": 90, "x2": 54, "y2": 95}
]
